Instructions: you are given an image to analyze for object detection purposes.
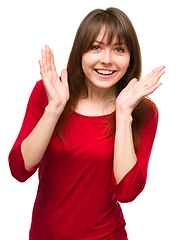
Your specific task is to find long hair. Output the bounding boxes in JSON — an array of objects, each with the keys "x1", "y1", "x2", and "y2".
[{"x1": 56, "y1": 7, "x2": 157, "y2": 151}]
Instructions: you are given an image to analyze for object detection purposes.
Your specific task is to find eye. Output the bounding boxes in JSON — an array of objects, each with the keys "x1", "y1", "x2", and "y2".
[
  {"x1": 91, "y1": 45, "x2": 101, "y2": 51},
  {"x1": 115, "y1": 48, "x2": 124, "y2": 53}
]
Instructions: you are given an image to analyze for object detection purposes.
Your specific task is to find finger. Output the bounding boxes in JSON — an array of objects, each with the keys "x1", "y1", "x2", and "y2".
[
  {"x1": 156, "y1": 68, "x2": 165, "y2": 82},
  {"x1": 41, "y1": 48, "x2": 47, "y2": 72},
  {"x1": 146, "y1": 81, "x2": 162, "y2": 95},
  {"x1": 38, "y1": 60, "x2": 46, "y2": 79},
  {"x1": 151, "y1": 68, "x2": 165, "y2": 86},
  {"x1": 60, "y1": 69, "x2": 68, "y2": 85},
  {"x1": 46, "y1": 45, "x2": 51, "y2": 71},
  {"x1": 152, "y1": 65, "x2": 166, "y2": 79},
  {"x1": 153, "y1": 65, "x2": 166, "y2": 79},
  {"x1": 152, "y1": 65, "x2": 166, "y2": 73},
  {"x1": 38, "y1": 60, "x2": 42, "y2": 72},
  {"x1": 126, "y1": 78, "x2": 138, "y2": 89},
  {"x1": 144, "y1": 65, "x2": 166, "y2": 81},
  {"x1": 149, "y1": 65, "x2": 166, "y2": 76},
  {"x1": 158, "y1": 65, "x2": 166, "y2": 71},
  {"x1": 144, "y1": 66, "x2": 165, "y2": 89},
  {"x1": 50, "y1": 49, "x2": 57, "y2": 72}
]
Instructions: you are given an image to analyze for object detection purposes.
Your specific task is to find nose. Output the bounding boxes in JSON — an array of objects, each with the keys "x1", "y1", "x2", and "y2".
[{"x1": 100, "y1": 50, "x2": 113, "y2": 65}]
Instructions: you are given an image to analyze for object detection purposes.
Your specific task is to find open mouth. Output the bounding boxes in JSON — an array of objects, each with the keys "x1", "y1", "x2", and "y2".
[{"x1": 94, "y1": 69, "x2": 116, "y2": 76}]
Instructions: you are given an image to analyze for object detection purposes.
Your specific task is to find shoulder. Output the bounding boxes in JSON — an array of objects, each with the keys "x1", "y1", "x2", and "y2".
[
  {"x1": 142, "y1": 97, "x2": 158, "y2": 127},
  {"x1": 34, "y1": 80, "x2": 46, "y2": 95},
  {"x1": 33, "y1": 80, "x2": 47, "y2": 98},
  {"x1": 144, "y1": 97, "x2": 158, "y2": 114},
  {"x1": 132, "y1": 96, "x2": 158, "y2": 130},
  {"x1": 143, "y1": 97, "x2": 158, "y2": 116},
  {"x1": 28, "y1": 80, "x2": 48, "y2": 113}
]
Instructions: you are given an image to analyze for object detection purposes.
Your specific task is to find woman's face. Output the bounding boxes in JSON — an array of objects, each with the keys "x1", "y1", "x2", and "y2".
[{"x1": 82, "y1": 27, "x2": 131, "y2": 91}]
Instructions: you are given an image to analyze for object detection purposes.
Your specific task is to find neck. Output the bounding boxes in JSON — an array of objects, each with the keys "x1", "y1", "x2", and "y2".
[
  {"x1": 75, "y1": 80, "x2": 117, "y2": 116},
  {"x1": 85, "y1": 79, "x2": 117, "y2": 103}
]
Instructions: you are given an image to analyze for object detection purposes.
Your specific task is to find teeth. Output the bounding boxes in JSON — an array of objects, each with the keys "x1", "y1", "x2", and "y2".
[{"x1": 96, "y1": 70, "x2": 114, "y2": 75}]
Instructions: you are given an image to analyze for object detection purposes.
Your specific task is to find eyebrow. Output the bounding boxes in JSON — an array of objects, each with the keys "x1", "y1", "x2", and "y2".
[{"x1": 94, "y1": 40, "x2": 125, "y2": 46}]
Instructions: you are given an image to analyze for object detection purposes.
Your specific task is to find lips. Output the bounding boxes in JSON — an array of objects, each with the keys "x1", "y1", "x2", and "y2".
[{"x1": 94, "y1": 69, "x2": 116, "y2": 76}]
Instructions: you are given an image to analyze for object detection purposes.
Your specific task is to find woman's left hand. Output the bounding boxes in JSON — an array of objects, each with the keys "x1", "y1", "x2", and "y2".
[{"x1": 116, "y1": 65, "x2": 165, "y2": 115}]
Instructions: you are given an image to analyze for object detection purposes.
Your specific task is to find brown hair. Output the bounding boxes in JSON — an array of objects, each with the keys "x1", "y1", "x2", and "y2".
[{"x1": 56, "y1": 7, "x2": 157, "y2": 151}]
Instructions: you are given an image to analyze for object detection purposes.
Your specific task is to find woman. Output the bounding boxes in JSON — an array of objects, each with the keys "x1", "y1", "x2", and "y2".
[{"x1": 9, "y1": 7, "x2": 165, "y2": 240}]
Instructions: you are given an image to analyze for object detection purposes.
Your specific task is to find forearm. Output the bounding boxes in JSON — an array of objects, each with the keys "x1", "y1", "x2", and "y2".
[
  {"x1": 113, "y1": 111, "x2": 137, "y2": 184},
  {"x1": 21, "y1": 105, "x2": 63, "y2": 171}
]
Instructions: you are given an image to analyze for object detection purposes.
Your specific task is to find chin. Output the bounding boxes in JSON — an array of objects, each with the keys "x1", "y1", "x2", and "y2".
[
  {"x1": 88, "y1": 74, "x2": 120, "y2": 89},
  {"x1": 90, "y1": 80, "x2": 118, "y2": 90}
]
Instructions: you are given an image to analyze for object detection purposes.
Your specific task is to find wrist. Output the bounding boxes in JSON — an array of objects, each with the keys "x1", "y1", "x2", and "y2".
[
  {"x1": 116, "y1": 108, "x2": 133, "y2": 124},
  {"x1": 45, "y1": 103, "x2": 65, "y2": 119}
]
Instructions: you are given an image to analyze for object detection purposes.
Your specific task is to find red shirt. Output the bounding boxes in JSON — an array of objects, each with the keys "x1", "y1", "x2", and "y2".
[{"x1": 9, "y1": 80, "x2": 158, "y2": 240}]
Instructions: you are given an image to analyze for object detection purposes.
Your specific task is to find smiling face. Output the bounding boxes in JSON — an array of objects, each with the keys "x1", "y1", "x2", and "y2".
[{"x1": 82, "y1": 27, "x2": 131, "y2": 92}]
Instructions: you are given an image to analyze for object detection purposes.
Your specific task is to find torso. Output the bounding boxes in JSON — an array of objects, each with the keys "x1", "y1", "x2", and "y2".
[{"x1": 74, "y1": 96, "x2": 116, "y2": 117}]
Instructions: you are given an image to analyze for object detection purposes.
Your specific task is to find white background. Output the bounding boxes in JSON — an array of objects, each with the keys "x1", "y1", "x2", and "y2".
[{"x1": 1, "y1": 0, "x2": 183, "y2": 239}]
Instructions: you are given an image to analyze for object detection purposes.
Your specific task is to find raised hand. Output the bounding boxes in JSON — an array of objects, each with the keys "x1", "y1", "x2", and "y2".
[
  {"x1": 116, "y1": 65, "x2": 165, "y2": 115},
  {"x1": 38, "y1": 45, "x2": 69, "y2": 115}
]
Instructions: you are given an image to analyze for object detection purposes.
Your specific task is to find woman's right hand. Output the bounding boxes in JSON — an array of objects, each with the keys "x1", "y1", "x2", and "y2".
[{"x1": 38, "y1": 45, "x2": 69, "y2": 115}]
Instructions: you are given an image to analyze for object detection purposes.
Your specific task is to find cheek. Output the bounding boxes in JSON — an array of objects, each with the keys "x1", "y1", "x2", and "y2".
[
  {"x1": 117, "y1": 57, "x2": 130, "y2": 75},
  {"x1": 82, "y1": 53, "x2": 99, "y2": 69},
  {"x1": 82, "y1": 54, "x2": 97, "y2": 79},
  {"x1": 82, "y1": 54, "x2": 91, "y2": 75},
  {"x1": 81, "y1": 55, "x2": 87, "y2": 73}
]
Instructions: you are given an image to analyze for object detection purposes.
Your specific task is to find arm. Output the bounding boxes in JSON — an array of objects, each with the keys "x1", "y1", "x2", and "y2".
[
  {"x1": 8, "y1": 81, "x2": 47, "y2": 181},
  {"x1": 21, "y1": 105, "x2": 61, "y2": 171},
  {"x1": 22, "y1": 45, "x2": 69, "y2": 171},
  {"x1": 9, "y1": 46, "x2": 69, "y2": 177},
  {"x1": 113, "y1": 108, "x2": 158, "y2": 202},
  {"x1": 113, "y1": 65, "x2": 165, "y2": 199},
  {"x1": 113, "y1": 112, "x2": 136, "y2": 184}
]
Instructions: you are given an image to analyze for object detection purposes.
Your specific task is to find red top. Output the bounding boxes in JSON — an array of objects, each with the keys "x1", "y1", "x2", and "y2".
[{"x1": 9, "y1": 80, "x2": 158, "y2": 240}]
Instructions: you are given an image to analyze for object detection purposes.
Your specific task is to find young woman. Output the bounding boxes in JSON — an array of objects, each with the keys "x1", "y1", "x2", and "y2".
[{"x1": 9, "y1": 7, "x2": 165, "y2": 240}]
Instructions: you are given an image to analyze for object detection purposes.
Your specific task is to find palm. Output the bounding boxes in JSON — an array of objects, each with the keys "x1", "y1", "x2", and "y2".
[
  {"x1": 38, "y1": 45, "x2": 69, "y2": 109},
  {"x1": 116, "y1": 65, "x2": 165, "y2": 113}
]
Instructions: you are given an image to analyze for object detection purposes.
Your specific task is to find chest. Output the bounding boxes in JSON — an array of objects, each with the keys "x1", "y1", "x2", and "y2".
[{"x1": 41, "y1": 114, "x2": 114, "y2": 176}]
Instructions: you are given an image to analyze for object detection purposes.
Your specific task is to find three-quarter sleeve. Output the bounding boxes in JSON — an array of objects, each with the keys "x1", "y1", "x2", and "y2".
[
  {"x1": 8, "y1": 80, "x2": 48, "y2": 182},
  {"x1": 113, "y1": 107, "x2": 158, "y2": 203}
]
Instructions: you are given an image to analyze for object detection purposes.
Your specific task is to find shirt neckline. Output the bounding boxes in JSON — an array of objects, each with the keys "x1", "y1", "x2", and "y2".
[{"x1": 71, "y1": 109, "x2": 115, "y2": 119}]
